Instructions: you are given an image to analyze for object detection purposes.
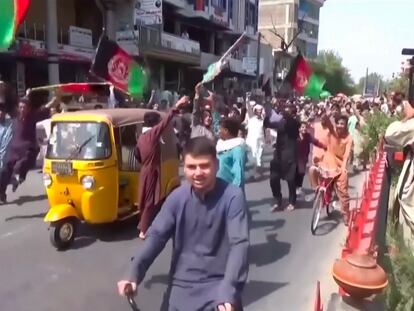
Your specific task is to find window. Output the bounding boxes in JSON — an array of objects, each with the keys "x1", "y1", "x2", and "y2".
[
  {"x1": 118, "y1": 124, "x2": 142, "y2": 171},
  {"x1": 47, "y1": 122, "x2": 111, "y2": 160},
  {"x1": 211, "y1": 0, "x2": 226, "y2": 9}
]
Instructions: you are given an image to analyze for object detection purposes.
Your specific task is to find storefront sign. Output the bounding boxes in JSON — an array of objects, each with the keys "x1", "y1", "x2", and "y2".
[
  {"x1": 69, "y1": 26, "x2": 93, "y2": 48},
  {"x1": 134, "y1": 0, "x2": 163, "y2": 25},
  {"x1": 16, "y1": 39, "x2": 94, "y2": 62},
  {"x1": 242, "y1": 57, "x2": 257, "y2": 74}
]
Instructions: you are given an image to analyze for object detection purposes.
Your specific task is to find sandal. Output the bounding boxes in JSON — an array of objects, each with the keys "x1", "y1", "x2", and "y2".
[
  {"x1": 286, "y1": 204, "x2": 295, "y2": 211},
  {"x1": 270, "y1": 202, "x2": 282, "y2": 213}
]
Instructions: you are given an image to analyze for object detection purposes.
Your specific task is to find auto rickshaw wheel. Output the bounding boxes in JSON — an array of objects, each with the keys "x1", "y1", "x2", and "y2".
[{"x1": 50, "y1": 217, "x2": 77, "y2": 250}]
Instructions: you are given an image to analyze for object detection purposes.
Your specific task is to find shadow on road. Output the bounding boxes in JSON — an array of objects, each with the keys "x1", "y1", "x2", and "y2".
[
  {"x1": 313, "y1": 210, "x2": 342, "y2": 236},
  {"x1": 249, "y1": 233, "x2": 291, "y2": 267},
  {"x1": 70, "y1": 218, "x2": 139, "y2": 249},
  {"x1": 247, "y1": 198, "x2": 274, "y2": 208},
  {"x1": 249, "y1": 218, "x2": 285, "y2": 232},
  {"x1": 5, "y1": 212, "x2": 46, "y2": 221},
  {"x1": 4, "y1": 194, "x2": 47, "y2": 206},
  {"x1": 243, "y1": 280, "x2": 288, "y2": 307}
]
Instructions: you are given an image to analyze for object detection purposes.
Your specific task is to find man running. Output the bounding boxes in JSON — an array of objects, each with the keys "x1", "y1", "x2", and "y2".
[
  {"x1": 118, "y1": 137, "x2": 249, "y2": 311},
  {"x1": 0, "y1": 93, "x2": 60, "y2": 202},
  {"x1": 309, "y1": 114, "x2": 353, "y2": 223}
]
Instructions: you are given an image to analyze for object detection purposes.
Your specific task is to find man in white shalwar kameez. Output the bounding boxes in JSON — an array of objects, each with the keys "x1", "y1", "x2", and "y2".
[{"x1": 246, "y1": 101, "x2": 265, "y2": 177}]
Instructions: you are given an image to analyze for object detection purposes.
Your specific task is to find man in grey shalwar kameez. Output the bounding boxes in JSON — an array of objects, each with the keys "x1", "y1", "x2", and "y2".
[{"x1": 118, "y1": 137, "x2": 249, "y2": 311}]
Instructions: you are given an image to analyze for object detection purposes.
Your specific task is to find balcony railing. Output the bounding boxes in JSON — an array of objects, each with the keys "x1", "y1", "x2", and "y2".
[
  {"x1": 161, "y1": 32, "x2": 200, "y2": 54},
  {"x1": 117, "y1": 26, "x2": 200, "y2": 56}
]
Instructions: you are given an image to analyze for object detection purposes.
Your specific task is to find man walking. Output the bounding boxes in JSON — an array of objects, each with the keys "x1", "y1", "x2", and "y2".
[{"x1": 118, "y1": 137, "x2": 249, "y2": 311}]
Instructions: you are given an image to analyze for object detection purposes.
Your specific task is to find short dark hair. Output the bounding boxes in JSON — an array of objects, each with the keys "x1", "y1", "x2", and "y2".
[
  {"x1": 335, "y1": 115, "x2": 348, "y2": 124},
  {"x1": 220, "y1": 117, "x2": 240, "y2": 137},
  {"x1": 331, "y1": 103, "x2": 340, "y2": 111},
  {"x1": 19, "y1": 96, "x2": 30, "y2": 105},
  {"x1": 143, "y1": 111, "x2": 161, "y2": 127},
  {"x1": 184, "y1": 137, "x2": 216, "y2": 159}
]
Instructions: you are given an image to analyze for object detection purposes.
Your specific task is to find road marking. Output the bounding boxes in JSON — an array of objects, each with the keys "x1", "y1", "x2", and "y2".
[{"x1": 0, "y1": 224, "x2": 33, "y2": 239}]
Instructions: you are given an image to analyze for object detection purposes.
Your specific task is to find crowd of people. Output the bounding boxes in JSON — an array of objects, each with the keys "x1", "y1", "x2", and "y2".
[
  {"x1": 119, "y1": 83, "x2": 410, "y2": 310},
  {"x1": 1, "y1": 78, "x2": 409, "y2": 310}
]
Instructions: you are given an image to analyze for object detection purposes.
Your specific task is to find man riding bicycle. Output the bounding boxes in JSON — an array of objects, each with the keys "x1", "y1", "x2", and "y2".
[{"x1": 309, "y1": 113, "x2": 353, "y2": 224}]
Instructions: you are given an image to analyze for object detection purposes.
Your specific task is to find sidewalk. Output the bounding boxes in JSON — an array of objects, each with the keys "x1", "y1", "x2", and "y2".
[{"x1": 314, "y1": 169, "x2": 368, "y2": 310}]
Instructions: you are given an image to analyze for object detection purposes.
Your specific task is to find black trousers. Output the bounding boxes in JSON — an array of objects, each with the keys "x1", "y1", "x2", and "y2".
[
  {"x1": 295, "y1": 171, "x2": 305, "y2": 188},
  {"x1": 270, "y1": 159, "x2": 297, "y2": 205},
  {"x1": 0, "y1": 148, "x2": 38, "y2": 195}
]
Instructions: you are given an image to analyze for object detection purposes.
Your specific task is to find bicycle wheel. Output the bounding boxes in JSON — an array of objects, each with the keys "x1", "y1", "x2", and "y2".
[{"x1": 311, "y1": 189, "x2": 324, "y2": 235}]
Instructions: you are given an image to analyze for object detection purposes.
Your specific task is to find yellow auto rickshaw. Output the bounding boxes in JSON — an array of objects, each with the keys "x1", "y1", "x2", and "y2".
[{"x1": 42, "y1": 108, "x2": 180, "y2": 249}]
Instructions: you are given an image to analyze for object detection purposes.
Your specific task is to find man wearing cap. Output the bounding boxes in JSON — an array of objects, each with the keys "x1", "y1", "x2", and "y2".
[{"x1": 245, "y1": 94, "x2": 267, "y2": 179}]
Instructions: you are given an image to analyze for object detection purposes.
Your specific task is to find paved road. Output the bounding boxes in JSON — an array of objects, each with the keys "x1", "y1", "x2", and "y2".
[{"x1": 0, "y1": 150, "x2": 363, "y2": 311}]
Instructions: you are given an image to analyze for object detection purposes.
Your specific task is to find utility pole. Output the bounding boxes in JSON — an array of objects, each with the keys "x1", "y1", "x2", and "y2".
[
  {"x1": 46, "y1": 0, "x2": 59, "y2": 86},
  {"x1": 363, "y1": 67, "x2": 368, "y2": 95}
]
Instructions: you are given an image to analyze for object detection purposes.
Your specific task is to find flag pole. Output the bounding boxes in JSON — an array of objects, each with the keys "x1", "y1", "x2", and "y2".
[{"x1": 218, "y1": 31, "x2": 247, "y2": 63}]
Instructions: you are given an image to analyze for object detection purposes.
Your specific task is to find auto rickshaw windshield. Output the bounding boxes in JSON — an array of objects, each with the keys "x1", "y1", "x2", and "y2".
[{"x1": 46, "y1": 122, "x2": 111, "y2": 160}]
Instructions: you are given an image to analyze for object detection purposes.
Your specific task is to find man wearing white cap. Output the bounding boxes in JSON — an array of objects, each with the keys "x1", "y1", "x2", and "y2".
[{"x1": 245, "y1": 96, "x2": 265, "y2": 178}]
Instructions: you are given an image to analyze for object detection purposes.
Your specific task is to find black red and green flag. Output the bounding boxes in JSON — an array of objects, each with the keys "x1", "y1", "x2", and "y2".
[
  {"x1": 90, "y1": 37, "x2": 147, "y2": 98},
  {"x1": 287, "y1": 54, "x2": 326, "y2": 99},
  {"x1": 0, "y1": 0, "x2": 31, "y2": 50}
]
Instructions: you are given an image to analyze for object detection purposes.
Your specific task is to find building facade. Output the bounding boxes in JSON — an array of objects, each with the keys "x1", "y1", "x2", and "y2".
[
  {"x1": 0, "y1": 0, "x2": 273, "y2": 99},
  {"x1": 258, "y1": 0, "x2": 325, "y2": 59}
]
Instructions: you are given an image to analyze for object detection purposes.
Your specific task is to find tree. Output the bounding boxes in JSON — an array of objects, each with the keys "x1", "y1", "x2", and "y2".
[
  {"x1": 356, "y1": 72, "x2": 385, "y2": 95},
  {"x1": 309, "y1": 50, "x2": 356, "y2": 96},
  {"x1": 386, "y1": 74, "x2": 409, "y2": 95}
]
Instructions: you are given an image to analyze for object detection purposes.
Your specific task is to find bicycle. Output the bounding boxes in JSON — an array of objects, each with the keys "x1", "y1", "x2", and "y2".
[
  {"x1": 125, "y1": 284, "x2": 140, "y2": 311},
  {"x1": 310, "y1": 167, "x2": 340, "y2": 235}
]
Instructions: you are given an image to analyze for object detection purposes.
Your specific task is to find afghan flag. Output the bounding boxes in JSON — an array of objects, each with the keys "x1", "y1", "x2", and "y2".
[
  {"x1": 287, "y1": 54, "x2": 325, "y2": 99},
  {"x1": 90, "y1": 37, "x2": 147, "y2": 98},
  {"x1": 0, "y1": 0, "x2": 31, "y2": 50},
  {"x1": 202, "y1": 32, "x2": 249, "y2": 83}
]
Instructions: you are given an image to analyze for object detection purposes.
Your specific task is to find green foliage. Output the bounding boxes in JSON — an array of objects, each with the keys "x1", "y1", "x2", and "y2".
[
  {"x1": 386, "y1": 74, "x2": 410, "y2": 95},
  {"x1": 309, "y1": 50, "x2": 356, "y2": 96},
  {"x1": 360, "y1": 112, "x2": 399, "y2": 159},
  {"x1": 384, "y1": 221, "x2": 414, "y2": 311}
]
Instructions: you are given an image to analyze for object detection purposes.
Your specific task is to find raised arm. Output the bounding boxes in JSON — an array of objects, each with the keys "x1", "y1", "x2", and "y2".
[
  {"x1": 192, "y1": 82, "x2": 203, "y2": 127},
  {"x1": 217, "y1": 191, "x2": 249, "y2": 306},
  {"x1": 321, "y1": 114, "x2": 336, "y2": 136},
  {"x1": 147, "y1": 96, "x2": 189, "y2": 142},
  {"x1": 245, "y1": 93, "x2": 254, "y2": 118}
]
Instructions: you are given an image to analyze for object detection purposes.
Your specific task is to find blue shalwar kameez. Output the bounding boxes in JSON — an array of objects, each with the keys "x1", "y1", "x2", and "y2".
[{"x1": 124, "y1": 179, "x2": 249, "y2": 311}]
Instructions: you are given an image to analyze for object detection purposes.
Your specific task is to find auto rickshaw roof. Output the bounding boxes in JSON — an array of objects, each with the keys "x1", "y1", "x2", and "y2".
[{"x1": 51, "y1": 108, "x2": 166, "y2": 127}]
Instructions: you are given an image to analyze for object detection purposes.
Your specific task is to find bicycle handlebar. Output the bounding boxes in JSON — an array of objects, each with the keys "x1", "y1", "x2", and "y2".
[{"x1": 125, "y1": 284, "x2": 140, "y2": 311}]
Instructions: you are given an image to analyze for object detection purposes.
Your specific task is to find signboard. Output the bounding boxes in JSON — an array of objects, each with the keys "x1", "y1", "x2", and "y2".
[
  {"x1": 242, "y1": 57, "x2": 257, "y2": 74},
  {"x1": 16, "y1": 39, "x2": 94, "y2": 62},
  {"x1": 134, "y1": 0, "x2": 163, "y2": 25},
  {"x1": 69, "y1": 26, "x2": 93, "y2": 48}
]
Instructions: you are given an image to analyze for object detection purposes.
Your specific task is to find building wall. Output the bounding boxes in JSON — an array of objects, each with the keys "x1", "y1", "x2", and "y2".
[{"x1": 258, "y1": 0, "x2": 323, "y2": 58}]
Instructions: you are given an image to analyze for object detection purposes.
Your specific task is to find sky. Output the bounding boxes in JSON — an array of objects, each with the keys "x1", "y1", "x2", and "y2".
[{"x1": 318, "y1": 0, "x2": 414, "y2": 82}]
